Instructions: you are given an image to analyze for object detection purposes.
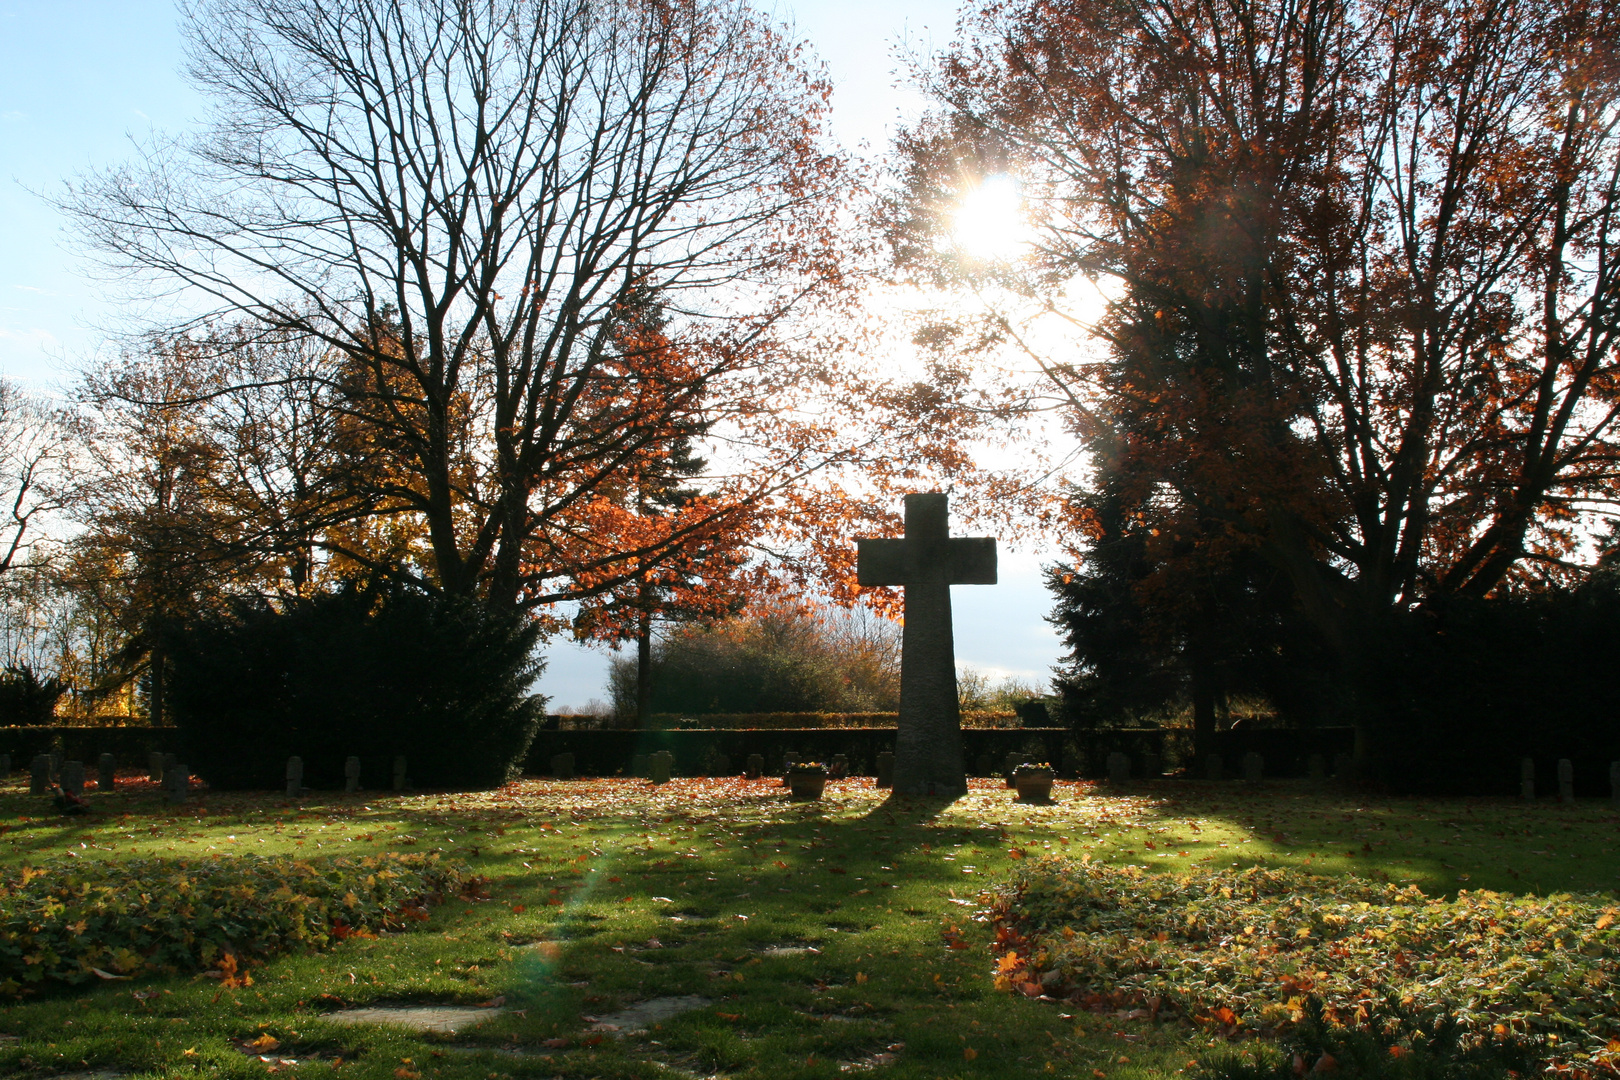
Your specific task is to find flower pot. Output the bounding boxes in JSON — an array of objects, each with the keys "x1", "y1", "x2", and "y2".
[
  {"x1": 787, "y1": 774, "x2": 827, "y2": 800},
  {"x1": 1014, "y1": 772, "x2": 1055, "y2": 804}
]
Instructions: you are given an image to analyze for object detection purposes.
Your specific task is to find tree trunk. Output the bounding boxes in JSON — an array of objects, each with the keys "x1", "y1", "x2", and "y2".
[{"x1": 635, "y1": 585, "x2": 653, "y2": 729}]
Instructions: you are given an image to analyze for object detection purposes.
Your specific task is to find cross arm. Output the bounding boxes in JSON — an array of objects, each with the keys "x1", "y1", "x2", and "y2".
[{"x1": 857, "y1": 537, "x2": 997, "y2": 586}]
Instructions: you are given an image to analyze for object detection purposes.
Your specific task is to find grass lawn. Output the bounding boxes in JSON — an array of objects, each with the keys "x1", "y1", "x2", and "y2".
[{"x1": 1, "y1": 773, "x2": 1616, "y2": 1080}]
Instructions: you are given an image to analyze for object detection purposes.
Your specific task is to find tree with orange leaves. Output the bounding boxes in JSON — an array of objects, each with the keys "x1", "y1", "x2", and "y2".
[
  {"x1": 65, "y1": 0, "x2": 966, "y2": 629},
  {"x1": 893, "y1": 0, "x2": 1620, "y2": 746}
]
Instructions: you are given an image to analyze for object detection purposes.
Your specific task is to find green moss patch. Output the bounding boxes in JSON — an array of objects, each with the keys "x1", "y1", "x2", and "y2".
[
  {"x1": 986, "y1": 859, "x2": 1620, "y2": 1071},
  {"x1": 0, "y1": 852, "x2": 466, "y2": 996}
]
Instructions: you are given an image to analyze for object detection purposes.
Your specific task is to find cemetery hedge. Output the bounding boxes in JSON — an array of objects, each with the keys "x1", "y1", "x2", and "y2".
[
  {"x1": 0, "y1": 852, "x2": 466, "y2": 997},
  {"x1": 167, "y1": 581, "x2": 546, "y2": 790}
]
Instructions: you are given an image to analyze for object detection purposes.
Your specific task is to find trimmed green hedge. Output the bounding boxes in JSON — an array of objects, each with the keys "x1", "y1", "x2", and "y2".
[
  {"x1": 635, "y1": 711, "x2": 1020, "y2": 730},
  {"x1": 986, "y1": 859, "x2": 1620, "y2": 1072},
  {"x1": 0, "y1": 853, "x2": 466, "y2": 996}
]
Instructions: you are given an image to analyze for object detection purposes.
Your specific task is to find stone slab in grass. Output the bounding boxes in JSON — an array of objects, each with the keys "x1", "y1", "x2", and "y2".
[
  {"x1": 323, "y1": 1004, "x2": 503, "y2": 1035},
  {"x1": 586, "y1": 995, "x2": 710, "y2": 1035},
  {"x1": 761, "y1": 944, "x2": 820, "y2": 958}
]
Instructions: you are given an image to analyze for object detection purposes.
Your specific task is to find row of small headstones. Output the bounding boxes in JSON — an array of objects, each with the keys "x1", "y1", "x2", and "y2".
[
  {"x1": 283, "y1": 756, "x2": 411, "y2": 796},
  {"x1": 1518, "y1": 758, "x2": 1620, "y2": 803}
]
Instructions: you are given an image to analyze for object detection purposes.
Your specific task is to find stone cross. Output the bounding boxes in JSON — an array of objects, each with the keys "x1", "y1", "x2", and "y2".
[{"x1": 857, "y1": 493, "x2": 995, "y2": 798}]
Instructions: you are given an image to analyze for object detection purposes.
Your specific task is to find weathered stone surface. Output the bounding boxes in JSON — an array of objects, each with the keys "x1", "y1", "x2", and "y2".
[
  {"x1": 286, "y1": 755, "x2": 304, "y2": 798},
  {"x1": 587, "y1": 995, "x2": 709, "y2": 1035},
  {"x1": 344, "y1": 755, "x2": 362, "y2": 793},
  {"x1": 1521, "y1": 757, "x2": 1536, "y2": 800},
  {"x1": 98, "y1": 753, "x2": 117, "y2": 791},
  {"x1": 1242, "y1": 752, "x2": 1264, "y2": 783},
  {"x1": 325, "y1": 1004, "x2": 502, "y2": 1035},
  {"x1": 857, "y1": 494, "x2": 995, "y2": 800},
  {"x1": 60, "y1": 760, "x2": 85, "y2": 798},
  {"x1": 874, "y1": 751, "x2": 894, "y2": 789},
  {"x1": 551, "y1": 752, "x2": 575, "y2": 780},
  {"x1": 1106, "y1": 752, "x2": 1130, "y2": 785}
]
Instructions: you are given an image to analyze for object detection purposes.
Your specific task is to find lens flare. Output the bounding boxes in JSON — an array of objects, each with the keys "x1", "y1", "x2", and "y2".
[{"x1": 952, "y1": 175, "x2": 1029, "y2": 262}]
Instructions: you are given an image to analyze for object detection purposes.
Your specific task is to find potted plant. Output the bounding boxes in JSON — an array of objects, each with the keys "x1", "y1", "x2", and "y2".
[
  {"x1": 786, "y1": 760, "x2": 829, "y2": 800},
  {"x1": 1013, "y1": 761, "x2": 1056, "y2": 804}
]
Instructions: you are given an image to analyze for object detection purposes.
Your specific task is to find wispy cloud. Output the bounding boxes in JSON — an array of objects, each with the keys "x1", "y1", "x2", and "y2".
[
  {"x1": 11, "y1": 285, "x2": 50, "y2": 294},
  {"x1": 1, "y1": 110, "x2": 25, "y2": 123},
  {"x1": 132, "y1": 108, "x2": 150, "y2": 121}
]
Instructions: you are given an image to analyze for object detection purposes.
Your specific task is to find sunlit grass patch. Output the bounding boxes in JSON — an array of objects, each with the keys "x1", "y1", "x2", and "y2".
[{"x1": 0, "y1": 774, "x2": 1614, "y2": 1079}]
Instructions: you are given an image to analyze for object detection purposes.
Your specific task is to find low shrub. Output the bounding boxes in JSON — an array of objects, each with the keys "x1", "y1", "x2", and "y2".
[
  {"x1": 0, "y1": 665, "x2": 67, "y2": 726},
  {"x1": 0, "y1": 852, "x2": 466, "y2": 997},
  {"x1": 1190, "y1": 998, "x2": 1539, "y2": 1080},
  {"x1": 985, "y1": 859, "x2": 1619, "y2": 1072},
  {"x1": 168, "y1": 580, "x2": 546, "y2": 789}
]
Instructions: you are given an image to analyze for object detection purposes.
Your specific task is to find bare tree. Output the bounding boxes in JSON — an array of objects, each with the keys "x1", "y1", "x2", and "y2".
[
  {"x1": 0, "y1": 378, "x2": 74, "y2": 580},
  {"x1": 66, "y1": 0, "x2": 861, "y2": 611}
]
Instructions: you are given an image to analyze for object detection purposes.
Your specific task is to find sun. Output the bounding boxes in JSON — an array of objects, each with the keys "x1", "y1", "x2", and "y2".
[{"x1": 951, "y1": 175, "x2": 1031, "y2": 262}]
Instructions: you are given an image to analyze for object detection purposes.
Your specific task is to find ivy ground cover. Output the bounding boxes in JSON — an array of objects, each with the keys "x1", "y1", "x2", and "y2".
[{"x1": 0, "y1": 773, "x2": 1614, "y2": 1080}]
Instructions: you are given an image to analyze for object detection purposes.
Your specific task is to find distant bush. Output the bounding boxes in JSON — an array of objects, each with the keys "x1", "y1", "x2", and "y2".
[
  {"x1": 0, "y1": 853, "x2": 466, "y2": 997},
  {"x1": 0, "y1": 665, "x2": 67, "y2": 726},
  {"x1": 609, "y1": 605, "x2": 899, "y2": 717},
  {"x1": 168, "y1": 581, "x2": 546, "y2": 789}
]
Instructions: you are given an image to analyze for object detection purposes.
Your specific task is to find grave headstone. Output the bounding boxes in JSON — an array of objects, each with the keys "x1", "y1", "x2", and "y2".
[
  {"x1": 1002, "y1": 751, "x2": 1022, "y2": 788},
  {"x1": 830, "y1": 753, "x2": 849, "y2": 780},
  {"x1": 1204, "y1": 754, "x2": 1224, "y2": 781},
  {"x1": 649, "y1": 750, "x2": 673, "y2": 784},
  {"x1": 285, "y1": 755, "x2": 304, "y2": 797},
  {"x1": 631, "y1": 753, "x2": 651, "y2": 779},
  {"x1": 345, "y1": 755, "x2": 362, "y2": 793},
  {"x1": 1242, "y1": 752, "x2": 1264, "y2": 783},
  {"x1": 875, "y1": 751, "x2": 895, "y2": 789},
  {"x1": 50, "y1": 750, "x2": 63, "y2": 777},
  {"x1": 166, "y1": 763, "x2": 189, "y2": 804},
  {"x1": 60, "y1": 760, "x2": 85, "y2": 798},
  {"x1": 1557, "y1": 758, "x2": 1574, "y2": 804},
  {"x1": 30, "y1": 753, "x2": 50, "y2": 795},
  {"x1": 1141, "y1": 752, "x2": 1162, "y2": 778},
  {"x1": 1061, "y1": 746, "x2": 1084, "y2": 778},
  {"x1": 551, "y1": 752, "x2": 575, "y2": 780},
  {"x1": 745, "y1": 753, "x2": 764, "y2": 780},
  {"x1": 1520, "y1": 757, "x2": 1536, "y2": 800},
  {"x1": 98, "y1": 753, "x2": 117, "y2": 791},
  {"x1": 1332, "y1": 752, "x2": 1353, "y2": 779},
  {"x1": 707, "y1": 752, "x2": 732, "y2": 777},
  {"x1": 393, "y1": 755, "x2": 408, "y2": 791},
  {"x1": 1611, "y1": 761, "x2": 1620, "y2": 808},
  {"x1": 1307, "y1": 754, "x2": 1327, "y2": 780},
  {"x1": 148, "y1": 751, "x2": 165, "y2": 783},
  {"x1": 1106, "y1": 751, "x2": 1130, "y2": 784},
  {"x1": 857, "y1": 492, "x2": 996, "y2": 797}
]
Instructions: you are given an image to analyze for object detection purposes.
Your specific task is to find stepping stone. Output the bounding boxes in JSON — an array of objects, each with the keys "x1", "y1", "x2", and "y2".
[
  {"x1": 324, "y1": 1004, "x2": 502, "y2": 1034},
  {"x1": 586, "y1": 995, "x2": 710, "y2": 1035},
  {"x1": 762, "y1": 945, "x2": 819, "y2": 958}
]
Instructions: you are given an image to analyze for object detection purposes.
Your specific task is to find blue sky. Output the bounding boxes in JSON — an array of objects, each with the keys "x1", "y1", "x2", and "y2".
[{"x1": 0, "y1": 0, "x2": 1067, "y2": 708}]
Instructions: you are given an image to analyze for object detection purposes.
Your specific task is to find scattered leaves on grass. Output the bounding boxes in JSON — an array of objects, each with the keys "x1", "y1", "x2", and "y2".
[{"x1": 986, "y1": 858, "x2": 1620, "y2": 1071}]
